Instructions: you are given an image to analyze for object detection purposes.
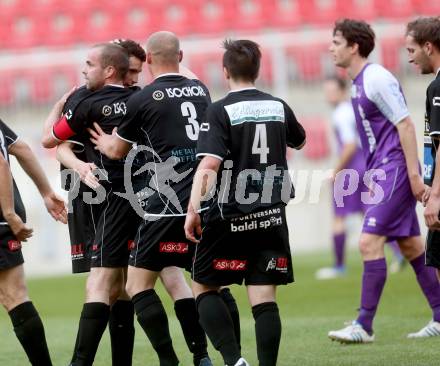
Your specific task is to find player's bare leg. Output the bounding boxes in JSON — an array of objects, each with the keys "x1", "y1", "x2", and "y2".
[
  {"x1": 247, "y1": 285, "x2": 280, "y2": 366},
  {"x1": 398, "y1": 236, "x2": 440, "y2": 338},
  {"x1": 0, "y1": 265, "x2": 52, "y2": 365},
  {"x1": 126, "y1": 265, "x2": 179, "y2": 366},
  {"x1": 160, "y1": 266, "x2": 211, "y2": 366},
  {"x1": 193, "y1": 281, "x2": 245, "y2": 366}
]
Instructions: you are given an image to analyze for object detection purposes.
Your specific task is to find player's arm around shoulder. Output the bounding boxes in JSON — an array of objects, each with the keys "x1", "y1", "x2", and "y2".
[
  {"x1": 8, "y1": 140, "x2": 67, "y2": 223},
  {"x1": 41, "y1": 87, "x2": 77, "y2": 148},
  {"x1": 56, "y1": 142, "x2": 99, "y2": 189}
]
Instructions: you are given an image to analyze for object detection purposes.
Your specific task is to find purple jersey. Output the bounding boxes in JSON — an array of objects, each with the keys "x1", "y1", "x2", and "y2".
[{"x1": 351, "y1": 63, "x2": 409, "y2": 170}]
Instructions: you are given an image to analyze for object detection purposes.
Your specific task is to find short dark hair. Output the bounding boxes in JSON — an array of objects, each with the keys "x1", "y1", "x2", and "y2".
[
  {"x1": 112, "y1": 39, "x2": 146, "y2": 62},
  {"x1": 406, "y1": 17, "x2": 440, "y2": 51},
  {"x1": 326, "y1": 76, "x2": 347, "y2": 91},
  {"x1": 222, "y1": 39, "x2": 261, "y2": 82},
  {"x1": 94, "y1": 43, "x2": 129, "y2": 80},
  {"x1": 333, "y1": 19, "x2": 375, "y2": 58}
]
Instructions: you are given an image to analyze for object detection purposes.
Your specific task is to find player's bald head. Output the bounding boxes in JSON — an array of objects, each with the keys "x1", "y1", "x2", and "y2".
[{"x1": 146, "y1": 31, "x2": 181, "y2": 65}]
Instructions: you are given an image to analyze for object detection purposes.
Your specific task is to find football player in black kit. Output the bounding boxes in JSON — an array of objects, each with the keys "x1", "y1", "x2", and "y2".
[
  {"x1": 0, "y1": 118, "x2": 67, "y2": 366},
  {"x1": 41, "y1": 42, "x2": 141, "y2": 366},
  {"x1": 184, "y1": 40, "x2": 306, "y2": 366},
  {"x1": 44, "y1": 38, "x2": 216, "y2": 366},
  {"x1": 90, "y1": 31, "x2": 215, "y2": 366},
  {"x1": 42, "y1": 39, "x2": 144, "y2": 366}
]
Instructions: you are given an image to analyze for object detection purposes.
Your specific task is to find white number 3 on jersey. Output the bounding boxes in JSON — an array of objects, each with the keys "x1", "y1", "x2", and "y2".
[
  {"x1": 181, "y1": 102, "x2": 199, "y2": 140},
  {"x1": 252, "y1": 124, "x2": 269, "y2": 164}
]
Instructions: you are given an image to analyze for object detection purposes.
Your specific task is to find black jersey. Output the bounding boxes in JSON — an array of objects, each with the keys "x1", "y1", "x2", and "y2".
[
  {"x1": 59, "y1": 86, "x2": 93, "y2": 191},
  {"x1": 117, "y1": 74, "x2": 211, "y2": 216},
  {"x1": 0, "y1": 119, "x2": 26, "y2": 224},
  {"x1": 53, "y1": 85, "x2": 136, "y2": 188},
  {"x1": 425, "y1": 72, "x2": 440, "y2": 186},
  {"x1": 197, "y1": 88, "x2": 305, "y2": 221}
]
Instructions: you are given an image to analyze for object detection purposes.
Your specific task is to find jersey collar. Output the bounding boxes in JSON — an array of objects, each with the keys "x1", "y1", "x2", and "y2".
[
  {"x1": 155, "y1": 73, "x2": 181, "y2": 80},
  {"x1": 106, "y1": 84, "x2": 124, "y2": 88},
  {"x1": 228, "y1": 87, "x2": 257, "y2": 94},
  {"x1": 436, "y1": 68, "x2": 440, "y2": 78}
]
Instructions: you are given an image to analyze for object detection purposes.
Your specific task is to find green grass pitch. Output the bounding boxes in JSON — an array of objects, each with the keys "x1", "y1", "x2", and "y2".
[{"x1": 0, "y1": 250, "x2": 438, "y2": 365}]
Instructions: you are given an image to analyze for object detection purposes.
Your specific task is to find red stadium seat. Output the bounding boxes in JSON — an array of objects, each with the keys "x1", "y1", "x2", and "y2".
[
  {"x1": 413, "y1": 0, "x2": 440, "y2": 15},
  {"x1": 191, "y1": 0, "x2": 232, "y2": 35},
  {"x1": 149, "y1": 0, "x2": 194, "y2": 36},
  {"x1": 287, "y1": 43, "x2": 328, "y2": 81},
  {"x1": 0, "y1": 71, "x2": 15, "y2": 106},
  {"x1": 303, "y1": 118, "x2": 330, "y2": 160},
  {"x1": 78, "y1": 4, "x2": 119, "y2": 44},
  {"x1": 1, "y1": 10, "x2": 43, "y2": 49},
  {"x1": 334, "y1": 0, "x2": 377, "y2": 22},
  {"x1": 43, "y1": 7, "x2": 83, "y2": 46},
  {"x1": 380, "y1": 37, "x2": 405, "y2": 74},
  {"x1": 116, "y1": 1, "x2": 157, "y2": 42},
  {"x1": 228, "y1": 0, "x2": 271, "y2": 31},
  {"x1": 28, "y1": 69, "x2": 54, "y2": 104},
  {"x1": 268, "y1": 0, "x2": 302, "y2": 29},
  {"x1": 300, "y1": 0, "x2": 340, "y2": 26},
  {"x1": 187, "y1": 52, "x2": 225, "y2": 88},
  {"x1": 258, "y1": 51, "x2": 274, "y2": 85},
  {"x1": 374, "y1": 0, "x2": 414, "y2": 20}
]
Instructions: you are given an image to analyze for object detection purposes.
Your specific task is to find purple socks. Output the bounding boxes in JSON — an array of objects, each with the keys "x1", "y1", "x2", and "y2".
[
  {"x1": 357, "y1": 258, "x2": 387, "y2": 334},
  {"x1": 410, "y1": 253, "x2": 440, "y2": 322},
  {"x1": 334, "y1": 233, "x2": 346, "y2": 269}
]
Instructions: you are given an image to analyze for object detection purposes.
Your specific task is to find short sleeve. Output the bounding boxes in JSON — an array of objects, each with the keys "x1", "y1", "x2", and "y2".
[
  {"x1": 116, "y1": 92, "x2": 143, "y2": 144},
  {"x1": 193, "y1": 80, "x2": 212, "y2": 104},
  {"x1": 0, "y1": 119, "x2": 19, "y2": 149},
  {"x1": 52, "y1": 99, "x2": 89, "y2": 141},
  {"x1": 364, "y1": 64, "x2": 409, "y2": 125},
  {"x1": 196, "y1": 103, "x2": 230, "y2": 161},
  {"x1": 428, "y1": 82, "x2": 440, "y2": 136},
  {"x1": 283, "y1": 102, "x2": 306, "y2": 148},
  {"x1": 0, "y1": 119, "x2": 18, "y2": 158}
]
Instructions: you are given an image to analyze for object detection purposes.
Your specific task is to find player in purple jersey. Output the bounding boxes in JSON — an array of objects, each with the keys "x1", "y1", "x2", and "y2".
[
  {"x1": 316, "y1": 76, "x2": 404, "y2": 279},
  {"x1": 406, "y1": 17, "x2": 440, "y2": 337},
  {"x1": 327, "y1": 19, "x2": 440, "y2": 343}
]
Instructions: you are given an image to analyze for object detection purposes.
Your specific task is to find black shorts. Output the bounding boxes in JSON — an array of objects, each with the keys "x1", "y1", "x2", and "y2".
[
  {"x1": 90, "y1": 189, "x2": 142, "y2": 268},
  {"x1": 0, "y1": 226, "x2": 24, "y2": 271},
  {"x1": 192, "y1": 206, "x2": 294, "y2": 287},
  {"x1": 129, "y1": 215, "x2": 195, "y2": 272},
  {"x1": 68, "y1": 193, "x2": 94, "y2": 273},
  {"x1": 426, "y1": 230, "x2": 440, "y2": 269}
]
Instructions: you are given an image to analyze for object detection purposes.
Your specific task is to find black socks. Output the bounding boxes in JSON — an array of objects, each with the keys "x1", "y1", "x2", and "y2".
[
  {"x1": 132, "y1": 289, "x2": 179, "y2": 366},
  {"x1": 109, "y1": 299, "x2": 135, "y2": 366},
  {"x1": 220, "y1": 288, "x2": 241, "y2": 351},
  {"x1": 252, "y1": 302, "x2": 281, "y2": 366},
  {"x1": 196, "y1": 291, "x2": 241, "y2": 366},
  {"x1": 174, "y1": 297, "x2": 208, "y2": 365},
  {"x1": 73, "y1": 302, "x2": 110, "y2": 366},
  {"x1": 9, "y1": 301, "x2": 52, "y2": 366}
]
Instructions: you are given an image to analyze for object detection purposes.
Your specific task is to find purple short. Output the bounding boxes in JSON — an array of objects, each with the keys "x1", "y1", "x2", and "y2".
[{"x1": 362, "y1": 164, "x2": 420, "y2": 240}]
